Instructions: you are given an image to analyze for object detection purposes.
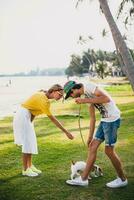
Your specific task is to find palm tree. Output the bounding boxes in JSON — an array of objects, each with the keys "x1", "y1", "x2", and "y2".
[
  {"x1": 101, "y1": 28, "x2": 126, "y2": 76},
  {"x1": 117, "y1": 0, "x2": 134, "y2": 27},
  {"x1": 99, "y1": 0, "x2": 134, "y2": 90},
  {"x1": 77, "y1": 35, "x2": 95, "y2": 75},
  {"x1": 76, "y1": 0, "x2": 134, "y2": 91},
  {"x1": 95, "y1": 60, "x2": 109, "y2": 79}
]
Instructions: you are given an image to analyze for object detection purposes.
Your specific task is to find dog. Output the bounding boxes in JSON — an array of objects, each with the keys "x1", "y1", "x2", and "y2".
[{"x1": 71, "y1": 161, "x2": 103, "y2": 180}]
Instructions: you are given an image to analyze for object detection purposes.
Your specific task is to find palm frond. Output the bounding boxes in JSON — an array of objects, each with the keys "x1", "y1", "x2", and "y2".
[
  {"x1": 101, "y1": 29, "x2": 109, "y2": 37},
  {"x1": 75, "y1": 0, "x2": 84, "y2": 9}
]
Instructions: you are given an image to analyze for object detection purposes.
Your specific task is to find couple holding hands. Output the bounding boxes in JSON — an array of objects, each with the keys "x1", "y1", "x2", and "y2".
[{"x1": 13, "y1": 80, "x2": 128, "y2": 188}]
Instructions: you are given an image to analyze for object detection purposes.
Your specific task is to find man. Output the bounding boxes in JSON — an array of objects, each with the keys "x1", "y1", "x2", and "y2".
[{"x1": 64, "y1": 80, "x2": 128, "y2": 188}]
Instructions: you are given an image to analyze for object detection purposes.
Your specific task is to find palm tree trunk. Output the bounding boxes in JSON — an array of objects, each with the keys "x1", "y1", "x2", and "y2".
[
  {"x1": 98, "y1": 0, "x2": 134, "y2": 91},
  {"x1": 114, "y1": 37, "x2": 126, "y2": 76}
]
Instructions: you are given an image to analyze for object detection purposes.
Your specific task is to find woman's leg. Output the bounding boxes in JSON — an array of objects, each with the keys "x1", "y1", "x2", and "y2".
[
  {"x1": 22, "y1": 153, "x2": 32, "y2": 170},
  {"x1": 22, "y1": 113, "x2": 38, "y2": 170}
]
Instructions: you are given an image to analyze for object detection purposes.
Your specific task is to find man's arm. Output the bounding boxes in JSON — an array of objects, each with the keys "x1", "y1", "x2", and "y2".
[
  {"x1": 87, "y1": 104, "x2": 96, "y2": 147},
  {"x1": 75, "y1": 87, "x2": 110, "y2": 104},
  {"x1": 47, "y1": 115, "x2": 74, "y2": 140}
]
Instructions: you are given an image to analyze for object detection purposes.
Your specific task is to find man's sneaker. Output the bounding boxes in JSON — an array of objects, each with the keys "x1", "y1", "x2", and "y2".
[
  {"x1": 22, "y1": 168, "x2": 38, "y2": 177},
  {"x1": 30, "y1": 165, "x2": 42, "y2": 174},
  {"x1": 66, "y1": 176, "x2": 88, "y2": 186},
  {"x1": 106, "y1": 177, "x2": 128, "y2": 188}
]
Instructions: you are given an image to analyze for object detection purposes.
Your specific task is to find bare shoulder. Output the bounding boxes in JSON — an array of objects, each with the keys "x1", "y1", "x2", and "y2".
[{"x1": 94, "y1": 87, "x2": 109, "y2": 97}]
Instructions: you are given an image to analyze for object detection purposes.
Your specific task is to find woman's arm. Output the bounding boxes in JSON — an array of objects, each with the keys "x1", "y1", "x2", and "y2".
[{"x1": 47, "y1": 115, "x2": 74, "y2": 140}]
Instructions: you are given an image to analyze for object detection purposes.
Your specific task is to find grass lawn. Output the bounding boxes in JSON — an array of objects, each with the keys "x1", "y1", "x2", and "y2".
[{"x1": 0, "y1": 83, "x2": 134, "y2": 200}]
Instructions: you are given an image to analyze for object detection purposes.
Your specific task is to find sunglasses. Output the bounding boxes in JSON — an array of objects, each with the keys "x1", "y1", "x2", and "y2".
[
  {"x1": 56, "y1": 91, "x2": 63, "y2": 97},
  {"x1": 56, "y1": 90, "x2": 65, "y2": 103}
]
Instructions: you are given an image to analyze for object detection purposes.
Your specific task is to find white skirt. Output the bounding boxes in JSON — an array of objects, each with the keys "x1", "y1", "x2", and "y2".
[{"x1": 13, "y1": 107, "x2": 38, "y2": 154}]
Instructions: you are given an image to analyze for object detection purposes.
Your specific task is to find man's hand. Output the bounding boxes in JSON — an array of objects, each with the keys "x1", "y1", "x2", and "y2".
[
  {"x1": 65, "y1": 131, "x2": 74, "y2": 140},
  {"x1": 75, "y1": 98, "x2": 87, "y2": 104},
  {"x1": 87, "y1": 136, "x2": 93, "y2": 147}
]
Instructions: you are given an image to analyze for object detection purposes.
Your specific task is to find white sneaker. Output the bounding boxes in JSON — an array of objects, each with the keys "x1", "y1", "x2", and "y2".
[
  {"x1": 66, "y1": 176, "x2": 88, "y2": 186},
  {"x1": 22, "y1": 168, "x2": 38, "y2": 177},
  {"x1": 30, "y1": 165, "x2": 42, "y2": 174},
  {"x1": 106, "y1": 177, "x2": 128, "y2": 188}
]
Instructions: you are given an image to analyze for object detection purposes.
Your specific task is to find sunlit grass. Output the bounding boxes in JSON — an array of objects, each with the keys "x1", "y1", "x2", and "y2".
[{"x1": 0, "y1": 84, "x2": 134, "y2": 200}]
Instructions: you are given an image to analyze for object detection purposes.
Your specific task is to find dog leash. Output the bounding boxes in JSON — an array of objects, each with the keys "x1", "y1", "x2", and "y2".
[{"x1": 78, "y1": 104, "x2": 86, "y2": 148}]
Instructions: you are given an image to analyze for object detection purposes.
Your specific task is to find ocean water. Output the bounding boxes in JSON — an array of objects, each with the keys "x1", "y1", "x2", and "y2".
[
  {"x1": 0, "y1": 76, "x2": 68, "y2": 118},
  {"x1": 0, "y1": 75, "x2": 86, "y2": 118},
  {"x1": 0, "y1": 75, "x2": 107, "y2": 118}
]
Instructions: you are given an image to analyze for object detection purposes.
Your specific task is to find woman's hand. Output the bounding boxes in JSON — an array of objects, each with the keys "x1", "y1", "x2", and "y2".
[
  {"x1": 48, "y1": 115, "x2": 74, "y2": 140},
  {"x1": 66, "y1": 132, "x2": 74, "y2": 140}
]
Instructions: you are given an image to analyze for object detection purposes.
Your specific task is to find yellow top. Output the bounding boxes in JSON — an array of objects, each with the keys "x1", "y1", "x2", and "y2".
[{"x1": 22, "y1": 92, "x2": 52, "y2": 116}]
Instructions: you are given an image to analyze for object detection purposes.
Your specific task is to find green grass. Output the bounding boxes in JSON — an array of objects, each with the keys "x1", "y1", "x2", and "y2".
[{"x1": 0, "y1": 84, "x2": 134, "y2": 200}]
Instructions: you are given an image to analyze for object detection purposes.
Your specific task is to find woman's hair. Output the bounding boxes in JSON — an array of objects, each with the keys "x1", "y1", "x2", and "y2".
[{"x1": 47, "y1": 84, "x2": 63, "y2": 94}]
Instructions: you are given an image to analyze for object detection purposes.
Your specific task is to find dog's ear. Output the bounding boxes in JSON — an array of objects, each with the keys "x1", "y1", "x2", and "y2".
[
  {"x1": 94, "y1": 164, "x2": 100, "y2": 171},
  {"x1": 92, "y1": 164, "x2": 96, "y2": 171},
  {"x1": 99, "y1": 167, "x2": 103, "y2": 174},
  {"x1": 71, "y1": 160, "x2": 75, "y2": 165}
]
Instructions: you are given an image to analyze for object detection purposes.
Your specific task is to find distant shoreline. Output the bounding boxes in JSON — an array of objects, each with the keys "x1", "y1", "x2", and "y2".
[
  {"x1": 0, "y1": 68, "x2": 66, "y2": 77},
  {"x1": 0, "y1": 74, "x2": 66, "y2": 77}
]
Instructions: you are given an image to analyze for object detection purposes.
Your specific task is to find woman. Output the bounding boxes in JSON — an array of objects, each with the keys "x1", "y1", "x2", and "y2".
[{"x1": 13, "y1": 84, "x2": 74, "y2": 177}]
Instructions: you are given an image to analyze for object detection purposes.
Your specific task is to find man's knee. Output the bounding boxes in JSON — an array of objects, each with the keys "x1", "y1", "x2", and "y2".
[
  {"x1": 105, "y1": 146, "x2": 115, "y2": 157},
  {"x1": 88, "y1": 141, "x2": 99, "y2": 153}
]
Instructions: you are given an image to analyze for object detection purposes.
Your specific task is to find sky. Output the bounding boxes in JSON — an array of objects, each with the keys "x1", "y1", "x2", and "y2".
[{"x1": 0, "y1": 0, "x2": 133, "y2": 74}]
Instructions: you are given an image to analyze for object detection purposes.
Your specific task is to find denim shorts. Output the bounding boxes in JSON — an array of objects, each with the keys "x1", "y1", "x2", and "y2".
[{"x1": 94, "y1": 118, "x2": 121, "y2": 146}]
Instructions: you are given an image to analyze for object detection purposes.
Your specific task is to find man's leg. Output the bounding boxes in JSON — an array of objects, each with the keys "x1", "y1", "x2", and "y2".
[
  {"x1": 81, "y1": 139, "x2": 101, "y2": 180},
  {"x1": 105, "y1": 146, "x2": 126, "y2": 181}
]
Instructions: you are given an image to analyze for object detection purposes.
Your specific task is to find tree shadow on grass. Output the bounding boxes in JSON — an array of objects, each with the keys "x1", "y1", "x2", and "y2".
[
  {"x1": 0, "y1": 125, "x2": 90, "y2": 145},
  {"x1": 0, "y1": 126, "x2": 13, "y2": 134},
  {"x1": 0, "y1": 140, "x2": 134, "y2": 200},
  {"x1": 0, "y1": 173, "x2": 22, "y2": 184}
]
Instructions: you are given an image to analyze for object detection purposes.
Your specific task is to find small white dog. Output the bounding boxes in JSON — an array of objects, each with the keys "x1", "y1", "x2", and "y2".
[{"x1": 71, "y1": 161, "x2": 103, "y2": 179}]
